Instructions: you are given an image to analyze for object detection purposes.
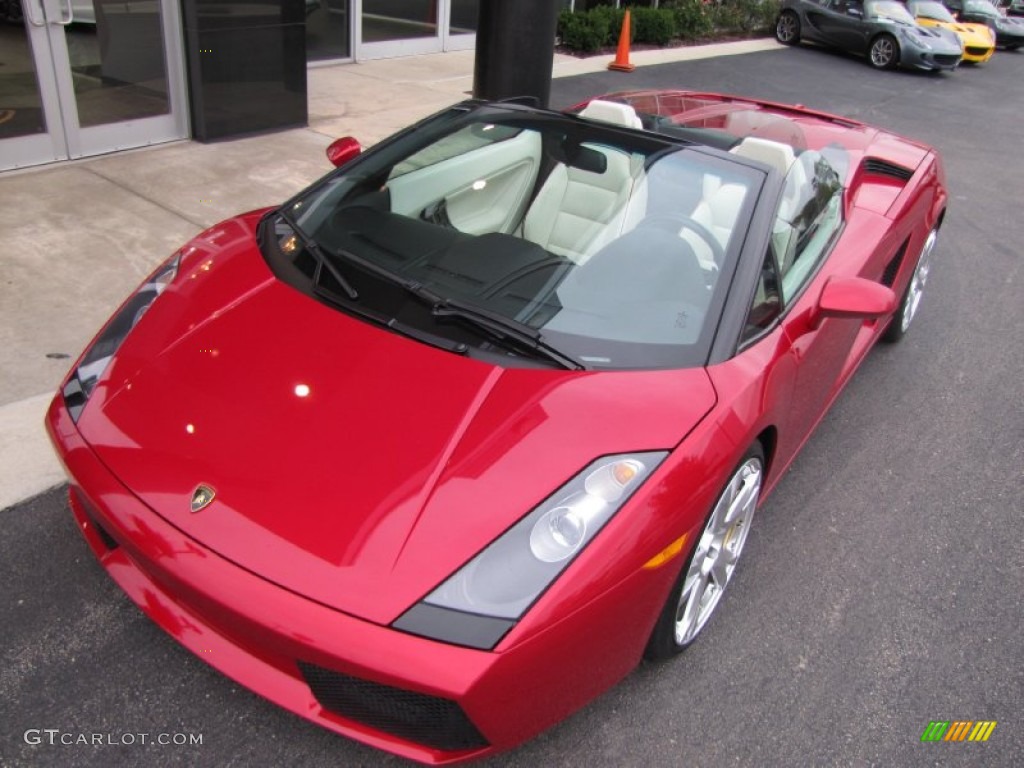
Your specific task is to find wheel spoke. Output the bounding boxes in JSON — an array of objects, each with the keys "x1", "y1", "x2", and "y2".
[
  {"x1": 706, "y1": 493, "x2": 730, "y2": 538},
  {"x1": 708, "y1": 551, "x2": 731, "y2": 590},
  {"x1": 677, "y1": 571, "x2": 709, "y2": 642},
  {"x1": 725, "y1": 472, "x2": 758, "y2": 524}
]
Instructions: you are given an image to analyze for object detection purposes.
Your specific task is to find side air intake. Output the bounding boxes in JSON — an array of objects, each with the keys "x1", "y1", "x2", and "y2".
[{"x1": 863, "y1": 158, "x2": 914, "y2": 182}]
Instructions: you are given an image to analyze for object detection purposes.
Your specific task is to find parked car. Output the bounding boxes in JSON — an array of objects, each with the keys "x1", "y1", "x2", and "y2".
[
  {"x1": 776, "y1": 0, "x2": 964, "y2": 70},
  {"x1": 944, "y1": 0, "x2": 1024, "y2": 46},
  {"x1": 996, "y1": 0, "x2": 1024, "y2": 16},
  {"x1": 48, "y1": 91, "x2": 946, "y2": 764},
  {"x1": 906, "y1": 0, "x2": 996, "y2": 61}
]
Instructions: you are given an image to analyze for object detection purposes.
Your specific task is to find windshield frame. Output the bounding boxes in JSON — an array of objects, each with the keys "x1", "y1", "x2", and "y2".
[
  {"x1": 963, "y1": 0, "x2": 1001, "y2": 15},
  {"x1": 911, "y1": 0, "x2": 958, "y2": 21},
  {"x1": 867, "y1": 0, "x2": 918, "y2": 24}
]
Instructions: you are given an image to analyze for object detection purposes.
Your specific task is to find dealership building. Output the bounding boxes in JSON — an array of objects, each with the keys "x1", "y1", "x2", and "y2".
[{"x1": 0, "y1": 0, "x2": 492, "y2": 171}]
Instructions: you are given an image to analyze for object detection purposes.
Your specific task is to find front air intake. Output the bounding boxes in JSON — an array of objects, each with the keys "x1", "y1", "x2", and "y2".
[{"x1": 297, "y1": 661, "x2": 488, "y2": 752}]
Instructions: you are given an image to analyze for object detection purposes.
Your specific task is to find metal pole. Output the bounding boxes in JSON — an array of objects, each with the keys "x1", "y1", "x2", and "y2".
[{"x1": 472, "y1": 0, "x2": 560, "y2": 108}]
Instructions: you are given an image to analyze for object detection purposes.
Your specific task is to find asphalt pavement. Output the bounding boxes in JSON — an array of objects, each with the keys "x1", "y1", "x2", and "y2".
[{"x1": 2, "y1": 42, "x2": 1022, "y2": 768}]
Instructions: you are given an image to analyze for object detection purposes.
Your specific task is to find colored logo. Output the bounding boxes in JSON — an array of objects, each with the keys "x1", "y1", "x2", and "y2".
[
  {"x1": 921, "y1": 721, "x2": 997, "y2": 742},
  {"x1": 190, "y1": 484, "x2": 217, "y2": 513}
]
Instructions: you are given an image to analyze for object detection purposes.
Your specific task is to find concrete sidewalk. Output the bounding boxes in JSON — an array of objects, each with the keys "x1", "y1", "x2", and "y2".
[{"x1": 0, "y1": 39, "x2": 780, "y2": 511}]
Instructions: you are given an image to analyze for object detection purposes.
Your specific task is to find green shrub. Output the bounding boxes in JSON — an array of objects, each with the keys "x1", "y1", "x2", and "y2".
[
  {"x1": 710, "y1": 0, "x2": 781, "y2": 33},
  {"x1": 557, "y1": 8, "x2": 611, "y2": 52},
  {"x1": 632, "y1": 7, "x2": 678, "y2": 45},
  {"x1": 710, "y1": 1, "x2": 746, "y2": 32},
  {"x1": 591, "y1": 5, "x2": 628, "y2": 46},
  {"x1": 557, "y1": 0, "x2": 777, "y2": 53},
  {"x1": 664, "y1": 0, "x2": 715, "y2": 39},
  {"x1": 753, "y1": 0, "x2": 782, "y2": 31}
]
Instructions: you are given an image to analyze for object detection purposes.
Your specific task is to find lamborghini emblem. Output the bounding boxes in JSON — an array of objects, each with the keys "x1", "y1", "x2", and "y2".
[{"x1": 191, "y1": 484, "x2": 216, "y2": 513}]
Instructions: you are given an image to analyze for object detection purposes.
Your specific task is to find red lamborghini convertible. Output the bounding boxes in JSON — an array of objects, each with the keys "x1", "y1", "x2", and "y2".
[{"x1": 47, "y1": 90, "x2": 945, "y2": 763}]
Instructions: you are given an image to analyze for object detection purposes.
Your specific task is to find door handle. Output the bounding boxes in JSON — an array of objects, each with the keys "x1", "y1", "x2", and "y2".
[
  {"x1": 26, "y1": 0, "x2": 47, "y2": 25},
  {"x1": 56, "y1": 0, "x2": 75, "y2": 25},
  {"x1": 36, "y1": 0, "x2": 74, "y2": 25}
]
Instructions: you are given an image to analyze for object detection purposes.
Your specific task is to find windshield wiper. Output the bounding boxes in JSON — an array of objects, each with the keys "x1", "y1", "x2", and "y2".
[
  {"x1": 432, "y1": 299, "x2": 584, "y2": 371},
  {"x1": 330, "y1": 243, "x2": 442, "y2": 303},
  {"x1": 328, "y1": 244, "x2": 582, "y2": 370},
  {"x1": 277, "y1": 207, "x2": 359, "y2": 300}
]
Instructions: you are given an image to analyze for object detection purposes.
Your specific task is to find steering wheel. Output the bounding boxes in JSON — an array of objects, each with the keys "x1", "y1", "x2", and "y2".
[{"x1": 640, "y1": 214, "x2": 725, "y2": 267}]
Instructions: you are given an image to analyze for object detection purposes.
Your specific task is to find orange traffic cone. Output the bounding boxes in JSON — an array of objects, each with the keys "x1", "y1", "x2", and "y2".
[{"x1": 608, "y1": 10, "x2": 636, "y2": 73}]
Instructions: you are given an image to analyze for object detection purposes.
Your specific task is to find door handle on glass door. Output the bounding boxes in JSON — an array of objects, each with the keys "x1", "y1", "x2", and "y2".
[{"x1": 26, "y1": 0, "x2": 46, "y2": 25}]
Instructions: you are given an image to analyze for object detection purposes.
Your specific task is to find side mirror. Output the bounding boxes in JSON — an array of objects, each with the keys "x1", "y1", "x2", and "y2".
[
  {"x1": 326, "y1": 137, "x2": 361, "y2": 168},
  {"x1": 812, "y1": 276, "x2": 896, "y2": 328}
]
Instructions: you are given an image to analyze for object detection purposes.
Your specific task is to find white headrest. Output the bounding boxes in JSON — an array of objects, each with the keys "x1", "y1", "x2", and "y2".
[
  {"x1": 579, "y1": 100, "x2": 643, "y2": 130},
  {"x1": 730, "y1": 136, "x2": 797, "y2": 178}
]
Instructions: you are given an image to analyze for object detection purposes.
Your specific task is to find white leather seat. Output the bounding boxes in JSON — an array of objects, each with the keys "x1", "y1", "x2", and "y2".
[
  {"x1": 520, "y1": 100, "x2": 646, "y2": 262},
  {"x1": 687, "y1": 175, "x2": 748, "y2": 270},
  {"x1": 578, "y1": 99, "x2": 644, "y2": 130},
  {"x1": 730, "y1": 136, "x2": 797, "y2": 177},
  {"x1": 681, "y1": 136, "x2": 800, "y2": 271},
  {"x1": 522, "y1": 150, "x2": 642, "y2": 262}
]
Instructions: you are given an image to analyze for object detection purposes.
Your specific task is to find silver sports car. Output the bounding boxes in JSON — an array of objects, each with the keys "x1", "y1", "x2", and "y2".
[{"x1": 776, "y1": 0, "x2": 964, "y2": 70}]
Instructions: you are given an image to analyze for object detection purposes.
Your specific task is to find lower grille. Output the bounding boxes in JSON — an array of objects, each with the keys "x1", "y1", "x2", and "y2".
[
  {"x1": 965, "y1": 46, "x2": 991, "y2": 56},
  {"x1": 933, "y1": 54, "x2": 961, "y2": 66},
  {"x1": 297, "y1": 661, "x2": 488, "y2": 752},
  {"x1": 71, "y1": 487, "x2": 119, "y2": 551}
]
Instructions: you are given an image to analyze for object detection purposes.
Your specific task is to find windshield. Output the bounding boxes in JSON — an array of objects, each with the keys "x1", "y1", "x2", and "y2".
[
  {"x1": 265, "y1": 105, "x2": 765, "y2": 370},
  {"x1": 912, "y1": 0, "x2": 957, "y2": 21},
  {"x1": 868, "y1": 0, "x2": 917, "y2": 23},
  {"x1": 964, "y1": 0, "x2": 1001, "y2": 15}
]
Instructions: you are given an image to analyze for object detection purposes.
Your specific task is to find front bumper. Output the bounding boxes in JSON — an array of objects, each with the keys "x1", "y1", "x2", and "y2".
[
  {"x1": 46, "y1": 396, "x2": 669, "y2": 763},
  {"x1": 903, "y1": 47, "x2": 962, "y2": 71},
  {"x1": 961, "y1": 43, "x2": 995, "y2": 63},
  {"x1": 995, "y1": 27, "x2": 1024, "y2": 46}
]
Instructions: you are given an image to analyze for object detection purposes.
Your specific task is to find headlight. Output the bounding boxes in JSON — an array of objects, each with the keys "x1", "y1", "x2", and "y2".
[
  {"x1": 392, "y1": 451, "x2": 668, "y2": 649},
  {"x1": 904, "y1": 30, "x2": 932, "y2": 49},
  {"x1": 62, "y1": 252, "x2": 181, "y2": 421}
]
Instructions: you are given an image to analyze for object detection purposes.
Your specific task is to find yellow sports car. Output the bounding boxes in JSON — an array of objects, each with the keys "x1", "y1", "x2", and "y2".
[{"x1": 906, "y1": 0, "x2": 996, "y2": 61}]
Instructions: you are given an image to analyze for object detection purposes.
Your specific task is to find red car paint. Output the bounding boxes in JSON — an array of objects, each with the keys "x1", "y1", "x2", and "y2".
[{"x1": 47, "y1": 92, "x2": 947, "y2": 763}]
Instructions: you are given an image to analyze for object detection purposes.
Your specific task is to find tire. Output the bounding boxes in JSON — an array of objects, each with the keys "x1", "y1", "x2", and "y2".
[
  {"x1": 869, "y1": 34, "x2": 900, "y2": 70},
  {"x1": 883, "y1": 226, "x2": 938, "y2": 343},
  {"x1": 776, "y1": 11, "x2": 801, "y2": 46},
  {"x1": 645, "y1": 444, "x2": 765, "y2": 661}
]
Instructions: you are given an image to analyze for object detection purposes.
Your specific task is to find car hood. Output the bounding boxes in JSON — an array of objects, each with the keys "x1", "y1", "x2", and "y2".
[
  {"x1": 923, "y1": 19, "x2": 994, "y2": 41},
  {"x1": 77, "y1": 213, "x2": 717, "y2": 625}
]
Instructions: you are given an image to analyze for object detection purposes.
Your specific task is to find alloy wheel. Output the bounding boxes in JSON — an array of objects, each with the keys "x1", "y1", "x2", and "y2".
[
  {"x1": 870, "y1": 36, "x2": 898, "y2": 69},
  {"x1": 674, "y1": 457, "x2": 762, "y2": 646},
  {"x1": 776, "y1": 12, "x2": 799, "y2": 44},
  {"x1": 901, "y1": 228, "x2": 937, "y2": 332}
]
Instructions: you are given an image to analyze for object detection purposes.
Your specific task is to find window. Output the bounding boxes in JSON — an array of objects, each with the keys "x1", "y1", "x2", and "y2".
[
  {"x1": 389, "y1": 123, "x2": 523, "y2": 179},
  {"x1": 741, "y1": 250, "x2": 782, "y2": 345},
  {"x1": 771, "y1": 150, "x2": 843, "y2": 304}
]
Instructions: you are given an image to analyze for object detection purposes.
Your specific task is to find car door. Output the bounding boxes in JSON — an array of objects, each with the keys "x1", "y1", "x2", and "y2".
[
  {"x1": 807, "y1": 0, "x2": 862, "y2": 49},
  {"x1": 744, "y1": 151, "x2": 861, "y2": 467}
]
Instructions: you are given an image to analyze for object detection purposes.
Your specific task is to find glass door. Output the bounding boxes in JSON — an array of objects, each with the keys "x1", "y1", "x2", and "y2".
[
  {"x1": 357, "y1": 0, "x2": 442, "y2": 59},
  {"x1": 443, "y1": 0, "x2": 476, "y2": 51},
  {"x1": 0, "y1": 2, "x2": 66, "y2": 168},
  {"x1": 0, "y1": 0, "x2": 188, "y2": 171}
]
